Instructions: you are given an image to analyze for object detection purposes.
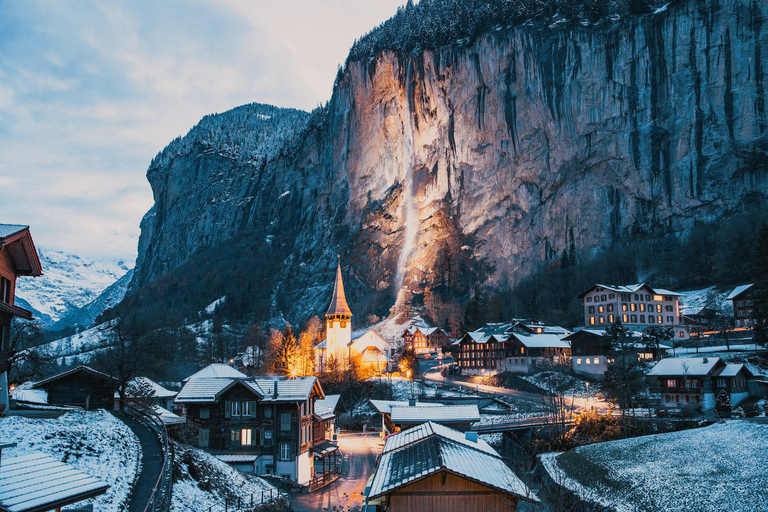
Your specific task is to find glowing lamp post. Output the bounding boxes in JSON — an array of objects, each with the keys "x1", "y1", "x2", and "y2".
[{"x1": 406, "y1": 370, "x2": 413, "y2": 399}]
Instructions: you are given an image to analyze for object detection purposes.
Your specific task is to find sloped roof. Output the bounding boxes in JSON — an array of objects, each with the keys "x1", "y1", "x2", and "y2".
[
  {"x1": 717, "y1": 363, "x2": 751, "y2": 378},
  {"x1": 183, "y1": 364, "x2": 247, "y2": 382},
  {"x1": 648, "y1": 357, "x2": 722, "y2": 377},
  {"x1": 0, "y1": 224, "x2": 27, "y2": 239},
  {"x1": 0, "y1": 224, "x2": 42, "y2": 277},
  {"x1": 0, "y1": 452, "x2": 109, "y2": 512},
  {"x1": 383, "y1": 421, "x2": 496, "y2": 455},
  {"x1": 727, "y1": 284, "x2": 754, "y2": 300},
  {"x1": 326, "y1": 263, "x2": 352, "y2": 317},
  {"x1": 368, "y1": 422, "x2": 537, "y2": 503},
  {"x1": 577, "y1": 283, "x2": 683, "y2": 299},
  {"x1": 390, "y1": 404, "x2": 480, "y2": 423},
  {"x1": 369, "y1": 399, "x2": 443, "y2": 415},
  {"x1": 32, "y1": 365, "x2": 119, "y2": 389},
  {"x1": 176, "y1": 375, "x2": 322, "y2": 403},
  {"x1": 314, "y1": 403, "x2": 335, "y2": 421},
  {"x1": 253, "y1": 376, "x2": 323, "y2": 402},
  {"x1": 316, "y1": 394, "x2": 342, "y2": 414},
  {"x1": 512, "y1": 333, "x2": 570, "y2": 349},
  {"x1": 128, "y1": 377, "x2": 177, "y2": 398},
  {"x1": 175, "y1": 378, "x2": 260, "y2": 403}
]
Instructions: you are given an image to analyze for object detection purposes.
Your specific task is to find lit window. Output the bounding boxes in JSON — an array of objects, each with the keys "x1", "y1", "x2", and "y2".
[
  {"x1": 622, "y1": 314, "x2": 629, "y2": 323},
  {"x1": 576, "y1": 358, "x2": 582, "y2": 364},
  {"x1": 598, "y1": 306, "x2": 604, "y2": 313},
  {"x1": 630, "y1": 303, "x2": 637, "y2": 312},
  {"x1": 657, "y1": 305, "x2": 663, "y2": 313},
  {"x1": 666, "y1": 379, "x2": 676, "y2": 387},
  {"x1": 608, "y1": 314, "x2": 614, "y2": 323},
  {"x1": 593, "y1": 358, "x2": 599, "y2": 364},
  {"x1": 599, "y1": 316, "x2": 605, "y2": 324},
  {"x1": 622, "y1": 304, "x2": 628, "y2": 312},
  {"x1": 657, "y1": 316, "x2": 663, "y2": 324},
  {"x1": 585, "y1": 358, "x2": 591, "y2": 364},
  {"x1": 640, "y1": 304, "x2": 645, "y2": 312},
  {"x1": 653, "y1": 295, "x2": 663, "y2": 301},
  {"x1": 590, "y1": 316, "x2": 595, "y2": 325}
]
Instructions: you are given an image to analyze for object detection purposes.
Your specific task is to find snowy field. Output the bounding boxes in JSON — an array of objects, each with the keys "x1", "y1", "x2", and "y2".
[
  {"x1": 172, "y1": 442, "x2": 277, "y2": 512},
  {"x1": 541, "y1": 421, "x2": 768, "y2": 512},
  {"x1": 519, "y1": 371, "x2": 601, "y2": 399},
  {"x1": 0, "y1": 410, "x2": 140, "y2": 512}
]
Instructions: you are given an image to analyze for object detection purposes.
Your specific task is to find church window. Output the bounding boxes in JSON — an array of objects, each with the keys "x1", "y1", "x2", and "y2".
[{"x1": 340, "y1": 321, "x2": 346, "y2": 328}]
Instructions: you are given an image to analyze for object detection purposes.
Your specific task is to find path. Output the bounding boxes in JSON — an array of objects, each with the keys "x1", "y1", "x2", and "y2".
[
  {"x1": 116, "y1": 413, "x2": 163, "y2": 512},
  {"x1": 292, "y1": 432, "x2": 381, "y2": 512}
]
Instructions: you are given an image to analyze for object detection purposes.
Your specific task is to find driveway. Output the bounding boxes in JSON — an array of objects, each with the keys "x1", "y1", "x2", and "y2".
[
  {"x1": 292, "y1": 432, "x2": 381, "y2": 512},
  {"x1": 115, "y1": 413, "x2": 163, "y2": 512}
]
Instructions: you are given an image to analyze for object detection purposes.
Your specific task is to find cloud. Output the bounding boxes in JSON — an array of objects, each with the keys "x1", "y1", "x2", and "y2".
[{"x1": 0, "y1": 0, "x2": 406, "y2": 262}]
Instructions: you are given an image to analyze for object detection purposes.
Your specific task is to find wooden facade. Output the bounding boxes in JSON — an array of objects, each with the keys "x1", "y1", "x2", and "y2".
[
  {"x1": 730, "y1": 285, "x2": 755, "y2": 328},
  {"x1": 385, "y1": 471, "x2": 520, "y2": 512},
  {"x1": 403, "y1": 327, "x2": 450, "y2": 355},
  {"x1": 33, "y1": 366, "x2": 118, "y2": 410}
]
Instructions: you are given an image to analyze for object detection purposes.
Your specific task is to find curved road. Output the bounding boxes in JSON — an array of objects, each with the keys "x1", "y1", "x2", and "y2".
[
  {"x1": 292, "y1": 433, "x2": 381, "y2": 512},
  {"x1": 117, "y1": 414, "x2": 163, "y2": 512}
]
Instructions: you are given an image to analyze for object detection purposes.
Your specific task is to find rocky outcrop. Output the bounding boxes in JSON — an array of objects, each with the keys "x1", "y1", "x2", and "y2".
[{"x1": 131, "y1": 0, "x2": 768, "y2": 323}]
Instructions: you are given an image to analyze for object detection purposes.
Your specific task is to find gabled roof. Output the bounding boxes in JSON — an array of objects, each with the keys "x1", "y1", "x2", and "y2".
[
  {"x1": 126, "y1": 377, "x2": 177, "y2": 398},
  {"x1": 183, "y1": 364, "x2": 247, "y2": 382},
  {"x1": 511, "y1": 332, "x2": 570, "y2": 349},
  {"x1": 326, "y1": 263, "x2": 352, "y2": 317},
  {"x1": 0, "y1": 452, "x2": 109, "y2": 512},
  {"x1": 648, "y1": 357, "x2": 722, "y2": 377},
  {"x1": 727, "y1": 284, "x2": 754, "y2": 300},
  {"x1": 314, "y1": 403, "x2": 335, "y2": 421},
  {"x1": 253, "y1": 376, "x2": 324, "y2": 402},
  {"x1": 175, "y1": 377, "x2": 263, "y2": 403},
  {"x1": 32, "y1": 365, "x2": 119, "y2": 389},
  {"x1": 350, "y1": 329, "x2": 392, "y2": 348},
  {"x1": 390, "y1": 404, "x2": 480, "y2": 423},
  {"x1": 0, "y1": 224, "x2": 42, "y2": 277},
  {"x1": 716, "y1": 363, "x2": 752, "y2": 378},
  {"x1": 368, "y1": 422, "x2": 537, "y2": 503},
  {"x1": 577, "y1": 283, "x2": 683, "y2": 299},
  {"x1": 316, "y1": 394, "x2": 342, "y2": 414},
  {"x1": 369, "y1": 399, "x2": 442, "y2": 415}
]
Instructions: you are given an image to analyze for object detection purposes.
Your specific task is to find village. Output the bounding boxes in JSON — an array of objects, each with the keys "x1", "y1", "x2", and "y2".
[{"x1": 1, "y1": 224, "x2": 768, "y2": 512}]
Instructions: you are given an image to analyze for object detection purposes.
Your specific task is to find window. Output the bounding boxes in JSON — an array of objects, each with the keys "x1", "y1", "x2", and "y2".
[
  {"x1": 199, "y1": 406, "x2": 210, "y2": 419},
  {"x1": 0, "y1": 276, "x2": 11, "y2": 303},
  {"x1": 657, "y1": 316, "x2": 663, "y2": 324},
  {"x1": 667, "y1": 316, "x2": 673, "y2": 323},
  {"x1": 640, "y1": 303, "x2": 646, "y2": 312},
  {"x1": 666, "y1": 305, "x2": 674, "y2": 312},
  {"x1": 199, "y1": 428, "x2": 210, "y2": 448},
  {"x1": 653, "y1": 295, "x2": 663, "y2": 301},
  {"x1": 593, "y1": 357, "x2": 599, "y2": 364},
  {"x1": 645, "y1": 294, "x2": 651, "y2": 301},
  {"x1": 607, "y1": 304, "x2": 614, "y2": 312},
  {"x1": 599, "y1": 316, "x2": 605, "y2": 324},
  {"x1": 279, "y1": 442, "x2": 291, "y2": 461},
  {"x1": 717, "y1": 379, "x2": 727, "y2": 387},
  {"x1": 242, "y1": 401, "x2": 250, "y2": 417},
  {"x1": 634, "y1": 294, "x2": 639, "y2": 300},
  {"x1": 576, "y1": 358, "x2": 582, "y2": 364},
  {"x1": 280, "y1": 412, "x2": 291, "y2": 431},
  {"x1": 231, "y1": 429, "x2": 240, "y2": 443},
  {"x1": 241, "y1": 428, "x2": 252, "y2": 446},
  {"x1": 630, "y1": 303, "x2": 637, "y2": 312},
  {"x1": 640, "y1": 315, "x2": 645, "y2": 323},
  {"x1": 265, "y1": 429, "x2": 272, "y2": 440},
  {"x1": 622, "y1": 303, "x2": 628, "y2": 312},
  {"x1": 666, "y1": 379, "x2": 676, "y2": 388},
  {"x1": 589, "y1": 306, "x2": 595, "y2": 314},
  {"x1": 598, "y1": 305, "x2": 604, "y2": 313},
  {"x1": 585, "y1": 358, "x2": 591, "y2": 364},
  {"x1": 264, "y1": 407, "x2": 272, "y2": 419},
  {"x1": 631, "y1": 315, "x2": 637, "y2": 323},
  {"x1": 586, "y1": 297, "x2": 593, "y2": 302},
  {"x1": 589, "y1": 316, "x2": 595, "y2": 325},
  {"x1": 687, "y1": 380, "x2": 698, "y2": 388},
  {"x1": 231, "y1": 401, "x2": 241, "y2": 417},
  {"x1": 623, "y1": 314, "x2": 629, "y2": 323},
  {"x1": 601, "y1": 294, "x2": 607, "y2": 302},
  {"x1": 656, "y1": 305, "x2": 663, "y2": 313},
  {"x1": 608, "y1": 314, "x2": 614, "y2": 323}
]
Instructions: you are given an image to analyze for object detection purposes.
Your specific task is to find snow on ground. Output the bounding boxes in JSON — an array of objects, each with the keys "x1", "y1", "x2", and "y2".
[
  {"x1": 519, "y1": 371, "x2": 601, "y2": 399},
  {"x1": 38, "y1": 320, "x2": 115, "y2": 365},
  {"x1": 201, "y1": 296, "x2": 226, "y2": 316},
  {"x1": 479, "y1": 433, "x2": 503, "y2": 446},
  {"x1": 475, "y1": 412, "x2": 548, "y2": 425},
  {"x1": 363, "y1": 313, "x2": 432, "y2": 349},
  {"x1": 10, "y1": 382, "x2": 47, "y2": 403},
  {"x1": 679, "y1": 286, "x2": 733, "y2": 317},
  {"x1": 675, "y1": 343, "x2": 763, "y2": 354},
  {"x1": 541, "y1": 421, "x2": 768, "y2": 511},
  {"x1": 0, "y1": 410, "x2": 141, "y2": 512},
  {"x1": 171, "y1": 441, "x2": 278, "y2": 512}
]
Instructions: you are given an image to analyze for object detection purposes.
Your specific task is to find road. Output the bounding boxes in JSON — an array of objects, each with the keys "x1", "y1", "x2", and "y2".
[
  {"x1": 116, "y1": 413, "x2": 163, "y2": 512},
  {"x1": 292, "y1": 432, "x2": 381, "y2": 512}
]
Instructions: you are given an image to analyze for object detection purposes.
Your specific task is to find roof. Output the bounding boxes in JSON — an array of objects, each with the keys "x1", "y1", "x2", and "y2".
[
  {"x1": 215, "y1": 454, "x2": 258, "y2": 463},
  {"x1": 121, "y1": 377, "x2": 177, "y2": 399},
  {"x1": 314, "y1": 403, "x2": 335, "y2": 421},
  {"x1": 648, "y1": 357, "x2": 722, "y2": 377},
  {"x1": 512, "y1": 332, "x2": 570, "y2": 349},
  {"x1": 390, "y1": 404, "x2": 480, "y2": 423},
  {"x1": 369, "y1": 399, "x2": 443, "y2": 415},
  {"x1": 368, "y1": 422, "x2": 537, "y2": 503},
  {"x1": 183, "y1": 364, "x2": 247, "y2": 382},
  {"x1": 326, "y1": 263, "x2": 352, "y2": 317},
  {"x1": 727, "y1": 284, "x2": 754, "y2": 300},
  {"x1": 406, "y1": 326, "x2": 439, "y2": 336},
  {"x1": 153, "y1": 405, "x2": 185, "y2": 425},
  {"x1": 175, "y1": 375, "x2": 322, "y2": 403},
  {"x1": 717, "y1": 363, "x2": 751, "y2": 378},
  {"x1": 32, "y1": 365, "x2": 119, "y2": 389},
  {"x1": 0, "y1": 301, "x2": 34, "y2": 321},
  {"x1": 0, "y1": 224, "x2": 42, "y2": 277},
  {"x1": 316, "y1": 394, "x2": 341, "y2": 413},
  {"x1": 0, "y1": 452, "x2": 109, "y2": 512},
  {"x1": 577, "y1": 283, "x2": 683, "y2": 299},
  {"x1": 310, "y1": 441, "x2": 338, "y2": 456}
]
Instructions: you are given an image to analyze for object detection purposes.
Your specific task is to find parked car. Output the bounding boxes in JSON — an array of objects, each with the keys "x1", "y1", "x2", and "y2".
[{"x1": 360, "y1": 474, "x2": 387, "y2": 511}]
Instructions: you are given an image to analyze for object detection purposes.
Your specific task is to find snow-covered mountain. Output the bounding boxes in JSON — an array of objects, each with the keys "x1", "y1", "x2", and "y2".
[
  {"x1": 51, "y1": 268, "x2": 135, "y2": 331},
  {"x1": 14, "y1": 248, "x2": 132, "y2": 328}
]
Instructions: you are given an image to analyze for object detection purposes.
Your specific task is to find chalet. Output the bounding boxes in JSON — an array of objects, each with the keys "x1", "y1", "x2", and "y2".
[
  {"x1": 402, "y1": 325, "x2": 450, "y2": 355},
  {"x1": 646, "y1": 357, "x2": 752, "y2": 410},
  {"x1": 566, "y1": 329, "x2": 668, "y2": 379},
  {"x1": 174, "y1": 365, "x2": 330, "y2": 485},
  {"x1": 365, "y1": 422, "x2": 539, "y2": 511},
  {"x1": 0, "y1": 441, "x2": 109, "y2": 512},
  {"x1": 0, "y1": 224, "x2": 42, "y2": 411},
  {"x1": 728, "y1": 284, "x2": 755, "y2": 328},
  {"x1": 313, "y1": 394, "x2": 343, "y2": 442},
  {"x1": 577, "y1": 283, "x2": 689, "y2": 341},
  {"x1": 455, "y1": 323, "x2": 571, "y2": 376},
  {"x1": 32, "y1": 365, "x2": 118, "y2": 410},
  {"x1": 314, "y1": 262, "x2": 393, "y2": 373}
]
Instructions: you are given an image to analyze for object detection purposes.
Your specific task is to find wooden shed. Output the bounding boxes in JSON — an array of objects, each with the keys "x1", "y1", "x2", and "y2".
[{"x1": 32, "y1": 366, "x2": 118, "y2": 410}]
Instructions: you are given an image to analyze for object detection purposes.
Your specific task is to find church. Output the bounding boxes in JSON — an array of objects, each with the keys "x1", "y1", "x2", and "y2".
[{"x1": 314, "y1": 262, "x2": 393, "y2": 375}]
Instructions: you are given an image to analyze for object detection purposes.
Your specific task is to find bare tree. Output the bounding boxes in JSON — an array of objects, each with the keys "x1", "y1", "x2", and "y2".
[{"x1": 7, "y1": 319, "x2": 50, "y2": 384}]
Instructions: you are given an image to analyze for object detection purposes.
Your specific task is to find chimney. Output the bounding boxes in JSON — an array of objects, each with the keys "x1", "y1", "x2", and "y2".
[
  {"x1": 703, "y1": 357, "x2": 708, "y2": 363},
  {"x1": 408, "y1": 399, "x2": 416, "y2": 407},
  {"x1": 465, "y1": 431, "x2": 478, "y2": 443},
  {"x1": 273, "y1": 380, "x2": 279, "y2": 397}
]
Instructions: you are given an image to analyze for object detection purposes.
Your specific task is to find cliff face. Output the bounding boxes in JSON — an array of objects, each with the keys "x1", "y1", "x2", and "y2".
[{"x1": 131, "y1": 0, "x2": 768, "y2": 323}]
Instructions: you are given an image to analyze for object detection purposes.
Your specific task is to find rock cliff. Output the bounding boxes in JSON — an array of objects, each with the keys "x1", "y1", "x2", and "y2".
[{"x1": 130, "y1": 0, "x2": 768, "y2": 324}]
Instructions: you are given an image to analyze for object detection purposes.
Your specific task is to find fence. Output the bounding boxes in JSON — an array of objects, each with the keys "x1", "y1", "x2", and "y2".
[
  {"x1": 206, "y1": 489, "x2": 283, "y2": 512},
  {"x1": 123, "y1": 402, "x2": 174, "y2": 512}
]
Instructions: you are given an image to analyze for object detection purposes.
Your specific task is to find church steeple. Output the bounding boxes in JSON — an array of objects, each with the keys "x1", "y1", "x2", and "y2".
[{"x1": 326, "y1": 258, "x2": 353, "y2": 318}]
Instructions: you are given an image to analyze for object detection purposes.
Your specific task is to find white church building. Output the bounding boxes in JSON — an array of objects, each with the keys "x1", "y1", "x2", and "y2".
[{"x1": 314, "y1": 262, "x2": 393, "y2": 374}]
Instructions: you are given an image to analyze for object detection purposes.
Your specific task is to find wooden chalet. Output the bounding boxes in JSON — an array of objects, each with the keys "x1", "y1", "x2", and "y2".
[
  {"x1": 0, "y1": 225, "x2": 42, "y2": 411},
  {"x1": 566, "y1": 329, "x2": 667, "y2": 379},
  {"x1": 174, "y1": 365, "x2": 335, "y2": 486},
  {"x1": 365, "y1": 422, "x2": 538, "y2": 512},
  {"x1": 402, "y1": 325, "x2": 450, "y2": 355},
  {"x1": 32, "y1": 366, "x2": 119, "y2": 410},
  {"x1": 728, "y1": 284, "x2": 755, "y2": 328}
]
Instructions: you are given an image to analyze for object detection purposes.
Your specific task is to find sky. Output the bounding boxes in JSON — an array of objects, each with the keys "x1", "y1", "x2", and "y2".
[{"x1": 0, "y1": 0, "x2": 406, "y2": 262}]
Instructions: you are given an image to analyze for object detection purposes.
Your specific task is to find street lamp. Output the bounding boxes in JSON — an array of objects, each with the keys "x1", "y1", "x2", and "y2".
[
  {"x1": 407, "y1": 370, "x2": 413, "y2": 399},
  {"x1": 585, "y1": 381, "x2": 590, "y2": 402}
]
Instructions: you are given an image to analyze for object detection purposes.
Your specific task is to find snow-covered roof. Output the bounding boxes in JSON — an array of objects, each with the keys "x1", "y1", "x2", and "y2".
[
  {"x1": 0, "y1": 224, "x2": 28, "y2": 239},
  {"x1": 578, "y1": 283, "x2": 683, "y2": 298},
  {"x1": 316, "y1": 394, "x2": 341, "y2": 413},
  {"x1": 390, "y1": 404, "x2": 480, "y2": 423},
  {"x1": 648, "y1": 357, "x2": 722, "y2": 377},
  {"x1": 0, "y1": 451, "x2": 109, "y2": 512},
  {"x1": 153, "y1": 405, "x2": 185, "y2": 425},
  {"x1": 32, "y1": 365, "x2": 119, "y2": 389},
  {"x1": 215, "y1": 454, "x2": 258, "y2": 463},
  {"x1": 125, "y1": 377, "x2": 177, "y2": 399},
  {"x1": 314, "y1": 403, "x2": 335, "y2": 421},
  {"x1": 717, "y1": 363, "x2": 749, "y2": 378},
  {"x1": 176, "y1": 375, "x2": 322, "y2": 403},
  {"x1": 314, "y1": 338, "x2": 327, "y2": 349},
  {"x1": 369, "y1": 399, "x2": 442, "y2": 415},
  {"x1": 727, "y1": 284, "x2": 754, "y2": 300},
  {"x1": 183, "y1": 364, "x2": 247, "y2": 382},
  {"x1": 368, "y1": 422, "x2": 537, "y2": 503},
  {"x1": 513, "y1": 333, "x2": 570, "y2": 349}
]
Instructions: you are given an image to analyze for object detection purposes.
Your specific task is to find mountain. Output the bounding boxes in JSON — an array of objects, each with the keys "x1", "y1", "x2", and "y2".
[
  {"x1": 14, "y1": 249, "x2": 132, "y2": 328},
  {"x1": 126, "y1": 0, "x2": 768, "y2": 328},
  {"x1": 50, "y1": 268, "x2": 134, "y2": 331}
]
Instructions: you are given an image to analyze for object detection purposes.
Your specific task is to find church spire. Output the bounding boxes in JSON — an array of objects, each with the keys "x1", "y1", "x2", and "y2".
[{"x1": 326, "y1": 258, "x2": 353, "y2": 318}]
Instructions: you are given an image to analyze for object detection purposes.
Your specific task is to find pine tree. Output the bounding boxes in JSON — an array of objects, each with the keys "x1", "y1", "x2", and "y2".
[{"x1": 752, "y1": 222, "x2": 768, "y2": 347}]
